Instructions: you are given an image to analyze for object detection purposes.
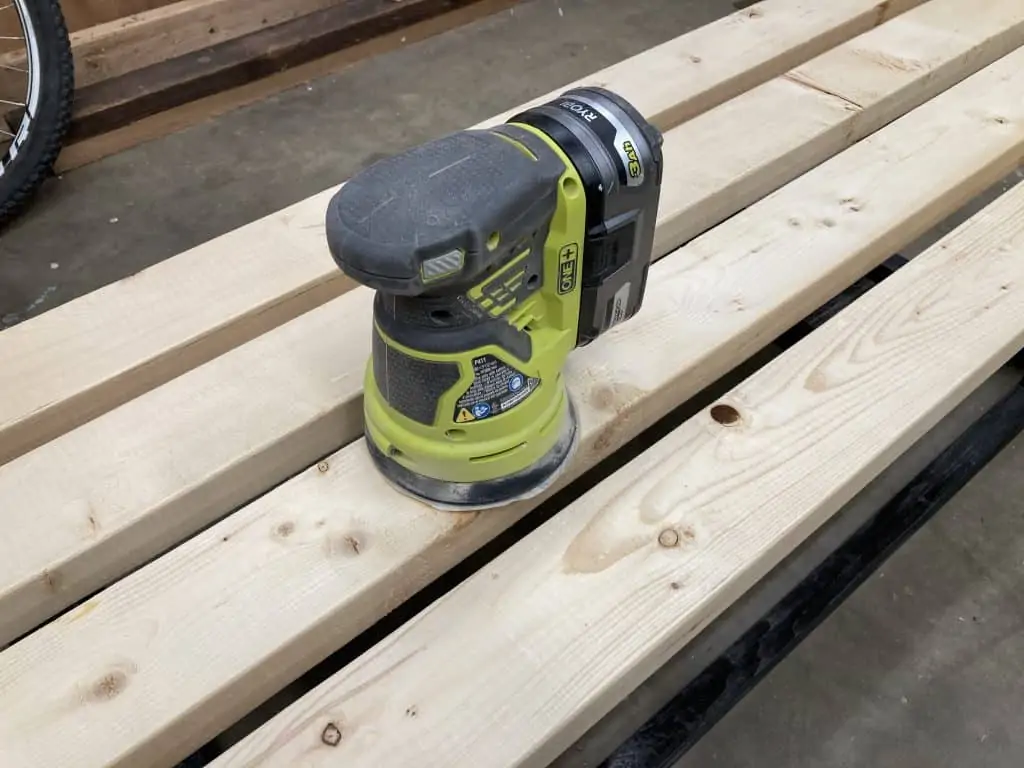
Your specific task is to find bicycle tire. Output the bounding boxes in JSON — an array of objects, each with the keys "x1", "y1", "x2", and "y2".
[{"x1": 0, "y1": 0, "x2": 74, "y2": 229}]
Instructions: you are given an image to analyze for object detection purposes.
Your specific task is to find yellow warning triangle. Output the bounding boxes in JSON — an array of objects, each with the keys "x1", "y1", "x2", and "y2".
[{"x1": 456, "y1": 408, "x2": 475, "y2": 423}]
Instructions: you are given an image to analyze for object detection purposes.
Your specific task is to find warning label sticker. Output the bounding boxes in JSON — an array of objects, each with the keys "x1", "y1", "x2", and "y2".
[{"x1": 452, "y1": 354, "x2": 539, "y2": 422}]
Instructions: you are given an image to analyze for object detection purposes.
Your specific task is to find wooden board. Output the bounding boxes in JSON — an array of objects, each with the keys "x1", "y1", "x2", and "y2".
[
  {"x1": 0, "y1": 0, "x2": 1010, "y2": 645},
  {"x1": 58, "y1": 1, "x2": 173, "y2": 33},
  {"x1": 653, "y1": 0, "x2": 1024, "y2": 254},
  {"x1": 0, "y1": 0, "x2": 921, "y2": 467},
  {"x1": 65, "y1": 0, "x2": 517, "y2": 143},
  {"x1": 0, "y1": 0, "x2": 151, "y2": 38},
  {"x1": 2, "y1": 34, "x2": 1022, "y2": 768},
  {"x1": 51, "y1": 0, "x2": 518, "y2": 171},
  {"x1": 215, "y1": 168, "x2": 1024, "y2": 768},
  {"x1": 0, "y1": 0, "x2": 347, "y2": 88}
]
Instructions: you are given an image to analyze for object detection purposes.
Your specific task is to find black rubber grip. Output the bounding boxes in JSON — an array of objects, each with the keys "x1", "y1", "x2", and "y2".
[
  {"x1": 372, "y1": 326, "x2": 460, "y2": 426},
  {"x1": 374, "y1": 291, "x2": 533, "y2": 361},
  {"x1": 326, "y1": 128, "x2": 565, "y2": 295}
]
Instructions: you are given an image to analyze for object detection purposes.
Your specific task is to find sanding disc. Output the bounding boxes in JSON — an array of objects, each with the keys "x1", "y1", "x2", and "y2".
[{"x1": 366, "y1": 395, "x2": 580, "y2": 512}]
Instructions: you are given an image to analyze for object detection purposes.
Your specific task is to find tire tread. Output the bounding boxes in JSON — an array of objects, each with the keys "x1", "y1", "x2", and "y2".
[{"x1": 0, "y1": 0, "x2": 74, "y2": 229}]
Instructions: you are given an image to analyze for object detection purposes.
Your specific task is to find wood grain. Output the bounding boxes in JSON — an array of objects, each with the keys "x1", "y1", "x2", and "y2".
[
  {"x1": 654, "y1": 0, "x2": 1024, "y2": 253},
  {"x1": 0, "y1": 0, "x2": 1009, "y2": 647},
  {"x1": 217, "y1": 170, "x2": 1024, "y2": 768},
  {"x1": 3, "y1": 37, "x2": 1024, "y2": 768},
  {"x1": 60, "y1": 1, "x2": 173, "y2": 32},
  {"x1": 0, "y1": 0, "x2": 918, "y2": 467}
]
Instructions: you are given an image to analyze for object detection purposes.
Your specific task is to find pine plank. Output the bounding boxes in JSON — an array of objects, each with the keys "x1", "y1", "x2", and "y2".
[
  {"x1": 0, "y1": 0, "x2": 917, "y2": 466},
  {"x1": 0, "y1": 0, "x2": 1011, "y2": 646},
  {"x1": 218, "y1": 161, "x2": 1024, "y2": 768},
  {"x1": 656, "y1": 0, "x2": 1024, "y2": 251},
  {"x1": 3, "y1": 38, "x2": 1024, "y2": 768}
]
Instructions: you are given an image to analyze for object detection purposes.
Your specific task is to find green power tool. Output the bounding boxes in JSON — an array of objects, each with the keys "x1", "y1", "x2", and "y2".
[{"x1": 325, "y1": 87, "x2": 664, "y2": 510}]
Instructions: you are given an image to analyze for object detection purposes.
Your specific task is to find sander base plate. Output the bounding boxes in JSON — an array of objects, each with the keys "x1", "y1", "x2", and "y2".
[{"x1": 366, "y1": 397, "x2": 580, "y2": 512}]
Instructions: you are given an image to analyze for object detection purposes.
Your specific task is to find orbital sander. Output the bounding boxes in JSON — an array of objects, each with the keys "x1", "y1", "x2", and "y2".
[{"x1": 325, "y1": 87, "x2": 664, "y2": 510}]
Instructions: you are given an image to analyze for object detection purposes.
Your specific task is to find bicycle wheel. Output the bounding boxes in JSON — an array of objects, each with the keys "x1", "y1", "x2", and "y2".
[{"x1": 0, "y1": 0, "x2": 73, "y2": 229}]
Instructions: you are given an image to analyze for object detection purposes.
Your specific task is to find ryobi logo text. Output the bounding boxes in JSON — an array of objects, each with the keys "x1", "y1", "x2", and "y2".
[{"x1": 560, "y1": 100, "x2": 599, "y2": 122}]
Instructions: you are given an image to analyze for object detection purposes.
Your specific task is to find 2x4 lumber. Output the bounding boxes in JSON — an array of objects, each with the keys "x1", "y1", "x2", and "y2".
[
  {"x1": 0, "y1": 0, "x2": 345, "y2": 88},
  {"x1": 220, "y1": 169, "x2": 1024, "y2": 768},
  {"x1": 4, "y1": 40, "x2": 1024, "y2": 768},
  {"x1": 0, "y1": 0, "x2": 1010, "y2": 647},
  {"x1": 654, "y1": 0, "x2": 1024, "y2": 254},
  {"x1": 0, "y1": 0, "x2": 919, "y2": 466},
  {"x1": 66, "y1": 0, "x2": 515, "y2": 143}
]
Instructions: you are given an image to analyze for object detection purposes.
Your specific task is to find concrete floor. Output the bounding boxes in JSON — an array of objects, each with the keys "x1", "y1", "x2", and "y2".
[
  {"x1": 686, "y1": 439, "x2": 1024, "y2": 768},
  {"x1": 2, "y1": 0, "x2": 1024, "y2": 765}
]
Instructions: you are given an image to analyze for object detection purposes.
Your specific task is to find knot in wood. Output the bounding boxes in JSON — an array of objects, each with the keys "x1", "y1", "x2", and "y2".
[
  {"x1": 321, "y1": 722, "x2": 342, "y2": 747},
  {"x1": 658, "y1": 528, "x2": 680, "y2": 548}
]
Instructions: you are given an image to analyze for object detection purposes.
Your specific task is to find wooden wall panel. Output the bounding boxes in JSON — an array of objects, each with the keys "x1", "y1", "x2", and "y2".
[
  {"x1": 60, "y1": 0, "x2": 176, "y2": 32},
  {"x1": 0, "y1": 0, "x2": 175, "y2": 49}
]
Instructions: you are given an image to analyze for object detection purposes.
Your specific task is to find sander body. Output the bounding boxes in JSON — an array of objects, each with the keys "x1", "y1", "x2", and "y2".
[{"x1": 325, "y1": 87, "x2": 663, "y2": 510}]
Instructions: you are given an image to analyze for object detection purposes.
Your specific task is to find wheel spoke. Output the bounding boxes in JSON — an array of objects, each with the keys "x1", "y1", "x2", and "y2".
[
  {"x1": 0, "y1": 63, "x2": 26, "y2": 72},
  {"x1": 0, "y1": 98, "x2": 24, "y2": 107},
  {"x1": 0, "y1": 126, "x2": 14, "y2": 138},
  {"x1": 0, "y1": 36, "x2": 24, "y2": 41}
]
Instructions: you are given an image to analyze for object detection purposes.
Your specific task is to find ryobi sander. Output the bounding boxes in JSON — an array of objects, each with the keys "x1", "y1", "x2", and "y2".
[{"x1": 325, "y1": 87, "x2": 664, "y2": 510}]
